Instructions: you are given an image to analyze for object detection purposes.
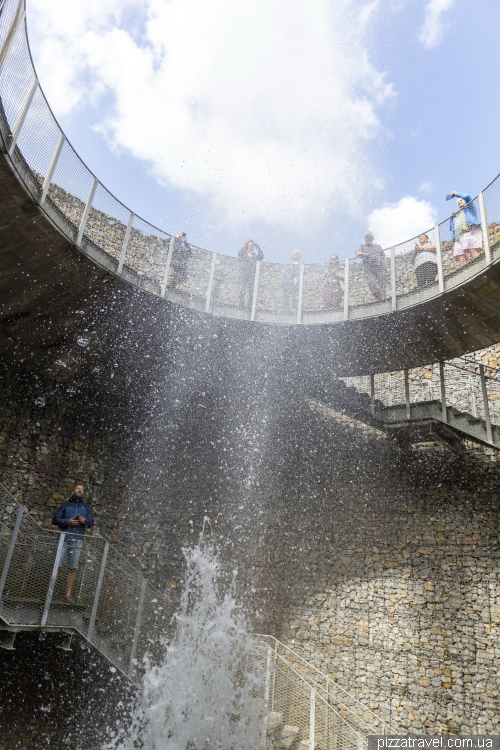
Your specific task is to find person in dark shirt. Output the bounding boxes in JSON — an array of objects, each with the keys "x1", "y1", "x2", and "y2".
[
  {"x1": 52, "y1": 484, "x2": 94, "y2": 601},
  {"x1": 356, "y1": 232, "x2": 389, "y2": 301}
]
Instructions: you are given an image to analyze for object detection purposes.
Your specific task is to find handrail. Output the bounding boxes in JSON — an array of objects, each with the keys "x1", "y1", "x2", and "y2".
[
  {"x1": 256, "y1": 634, "x2": 391, "y2": 735},
  {"x1": 0, "y1": 0, "x2": 499, "y2": 327},
  {"x1": 0, "y1": 481, "x2": 177, "y2": 679},
  {"x1": 255, "y1": 636, "x2": 391, "y2": 749}
]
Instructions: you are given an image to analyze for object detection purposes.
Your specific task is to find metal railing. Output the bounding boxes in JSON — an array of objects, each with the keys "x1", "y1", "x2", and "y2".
[
  {"x1": 256, "y1": 635, "x2": 389, "y2": 749},
  {"x1": 0, "y1": 0, "x2": 500, "y2": 326},
  {"x1": 343, "y1": 356, "x2": 500, "y2": 447},
  {"x1": 0, "y1": 482, "x2": 176, "y2": 678}
]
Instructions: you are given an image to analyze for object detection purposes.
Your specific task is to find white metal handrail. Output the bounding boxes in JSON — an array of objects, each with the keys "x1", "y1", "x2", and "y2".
[
  {"x1": 0, "y1": 482, "x2": 176, "y2": 679},
  {"x1": 0, "y1": 0, "x2": 499, "y2": 326},
  {"x1": 255, "y1": 636, "x2": 391, "y2": 750}
]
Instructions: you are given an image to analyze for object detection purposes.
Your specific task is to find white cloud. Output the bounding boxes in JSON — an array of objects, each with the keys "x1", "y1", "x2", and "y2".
[
  {"x1": 419, "y1": 180, "x2": 434, "y2": 193},
  {"x1": 418, "y1": 0, "x2": 455, "y2": 49},
  {"x1": 367, "y1": 195, "x2": 437, "y2": 248},
  {"x1": 27, "y1": 0, "x2": 395, "y2": 232}
]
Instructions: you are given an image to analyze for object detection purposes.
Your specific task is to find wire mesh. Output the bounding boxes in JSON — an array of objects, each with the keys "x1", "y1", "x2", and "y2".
[
  {"x1": 84, "y1": 183, "x2": 131, "y2": 261},
  {"x1": 302, "y1": 262, "x2": 343, "y2": 315},
  {"x1": 392, "y1": 228, "x2": 439, "y2": 298},
  {"x1": 347, "y1": 256, "x2": 389, "y2": 309},
  {"x1": 0, "y1": 16, "x2": 33, "y2": 135},
  {"x1": 47, "y1": 139, "x2": 96, "y2": 237},
  {"x1": 254, "y1": 262, "x2": 283, "y2": 316},
  {"x1": 0, "y1": 0, "x2": 21, "y2": 51},
  {"x1": 210, "y1": 254, "x2": 241, "y2": 310},
  {"x1": 0, "y1": 484, "x2": 176, "y2": 679},
  {"x1": 259, "y1": 637, "x2": 388, "y2": 750},
  {"x1": 438, "y1": 195, "x2": 484, "y2": 281},
  {"x1": 124, "y1": 214, "x2": 170, "y2": 284},
  {"x1": 178, "y1": 246, "x2": 212, "y2": 300},
  {"x1": 482, "y1": 176, "x2": 500, "y2": 256},
  {"x1": 0, "y1": 0, "x2": 499, "y2": 328},
  {"x1": 13, "y1": 84, "x2": 63, "y2": 200}
]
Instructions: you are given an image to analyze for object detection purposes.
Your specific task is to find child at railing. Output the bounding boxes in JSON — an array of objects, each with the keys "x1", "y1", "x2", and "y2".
[
  {"x1": 448, "y1": 191, "x2": 483, "y2": 268},
  {"x1": 410, "y1": 233, "x2": 438, "y2": 288}
]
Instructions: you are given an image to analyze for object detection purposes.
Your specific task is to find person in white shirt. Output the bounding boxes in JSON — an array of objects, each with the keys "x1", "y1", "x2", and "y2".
[{"x1": 409, "y1": 233, "x2": 438, "y2": 288}]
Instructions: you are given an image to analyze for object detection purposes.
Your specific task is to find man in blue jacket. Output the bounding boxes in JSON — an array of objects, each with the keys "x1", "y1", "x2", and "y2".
[{"x1": 52, "y1": 484, "x2": 94, "y2": 601}]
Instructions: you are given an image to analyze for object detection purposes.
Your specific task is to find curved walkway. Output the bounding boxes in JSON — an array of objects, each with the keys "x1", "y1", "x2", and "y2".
[
  {"x1": 1, "y1": 0, "x2": 500, "y2": 327},
  {"x1": 1, "y1": 0, "x2": 500, "y2": 375}
]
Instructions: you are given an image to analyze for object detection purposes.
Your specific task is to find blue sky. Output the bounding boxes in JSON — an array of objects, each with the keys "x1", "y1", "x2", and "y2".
[{"x1": 26, "y1": 0, "x2": 500, "y2": 262}]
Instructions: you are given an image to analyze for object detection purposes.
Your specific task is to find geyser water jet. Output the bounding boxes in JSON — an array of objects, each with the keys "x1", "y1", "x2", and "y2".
[{"x1": 106, "y1": 525, "x2": 264, "y2": 750}]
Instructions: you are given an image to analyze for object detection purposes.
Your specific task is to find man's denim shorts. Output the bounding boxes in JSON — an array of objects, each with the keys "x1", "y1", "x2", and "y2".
[{"x1": 56, "y1": 535, "x2": 84, "y2": 570}]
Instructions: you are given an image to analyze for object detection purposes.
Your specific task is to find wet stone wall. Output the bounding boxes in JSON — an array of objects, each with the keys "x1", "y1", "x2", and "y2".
[
  {"x1": 3, "y1": 361, "x2": 500, "y2": 737},
  {"x1": 259, "y1": 404, "x2": 500, "y2": 736}
]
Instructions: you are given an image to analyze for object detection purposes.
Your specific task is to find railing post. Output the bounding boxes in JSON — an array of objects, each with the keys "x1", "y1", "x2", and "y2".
[
  {"x1": 161, "y1": 235, "x2": 175, "y2": 297},
  {"x1": 250, "y1": 260, "x2": 260, "y2": 321},
  {"x1": 205, "y1": 253, "x2": 217, "y2": 313},
  {"x1": 0, "y1": 0, "x2": 25, "y2": 73},
  {"x1": 117, "y1": 212, "x2": 134, "y2": 275},
  {"x1": 309, "y1": 688, "x2": 315, "y2": 750},
  {"x1": 479, "y1": 191, "x2": 491, "y2": 264},
  {"x1": 390, "y1": 247, "x2": 396, "y2": 310},
  {"x1": 40, "y1": 134, "x2": 65, "y2": 206},
  {"x1": 296, "y1": 263, "x2": 304, "y2": 324},
  {"x1": 439, "y1": 362, "x2": 447, "y2": 423},
  {"x1": 343, "y1": 261, "x2": 349, "y2": 321},
  {"x1": 42, "y1": 533, "x2": 65, "y2": 626},
  {"x1": 469, "y1": 375, "x2": 478, "y2": 417},
  {"x1": 271, "y1": 638, "x2": 278, "y2": 711},
  {"x1": 0, "y1": 505, "x2": 24, "y2": 600},
  {"x1": 435, "y1": 225, "x2": 444, "y2": 293},
  {"x1": 8, "y1": 79, "x2": 38, "y2": 156},
  {"x1": 261, "y1": 647, "x2": 272, "y2": 748},
  {"x1": 87, "y1": 541, "x2": 109, "y2": 642},
  {"x1": 128, "y1": 578, "x2": 147, "y2": 678},
  {"x1": 370, "y1": 374, "x2": 375, "y2": 415},
  {"x1": 479, "y1": 364, "x2": 493, "y2": 444},
  {"x1": 404, "y1": 369, "x2": 410, "y2": 419},
  {"x1": 76, "y1": 177, "x2": 98, "y2": 247}
]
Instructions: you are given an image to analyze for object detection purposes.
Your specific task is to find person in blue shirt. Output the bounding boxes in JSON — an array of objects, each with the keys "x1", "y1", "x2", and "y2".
[
  {"x1": 448, "y1": 191, "x2": 483, "y2": 268},
  {"x1": 52, "y1": 484, "x2": 94, "y2": 601}
]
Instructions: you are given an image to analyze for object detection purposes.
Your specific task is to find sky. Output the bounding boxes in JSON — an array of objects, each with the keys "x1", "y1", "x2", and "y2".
[{"x1": 26, "y1": 0, "x2": 500, "y2": 262}]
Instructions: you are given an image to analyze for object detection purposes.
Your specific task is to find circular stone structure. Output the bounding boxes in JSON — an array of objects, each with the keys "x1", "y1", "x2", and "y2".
[{"x1": 2, "y1": 0, "x2": 500, "y2": 377}]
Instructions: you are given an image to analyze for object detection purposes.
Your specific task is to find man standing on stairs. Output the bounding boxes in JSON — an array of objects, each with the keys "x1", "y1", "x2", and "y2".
[{"x1": 52, "y1": 484, "x2": 94, "y2": 602}]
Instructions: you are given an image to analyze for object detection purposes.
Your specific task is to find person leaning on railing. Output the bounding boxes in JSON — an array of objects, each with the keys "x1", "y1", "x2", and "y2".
[
  {"x1": 448, "y1": 191, "x2": 483, "y2": 268},
  {"x1": 409, "y1": 233, "x2": 438, "y2": 288},
  {"x1": 52, "y1": 484, "x2": 94, "y2": 602},
  {"x1": 355, "y1": 232, "x2": 390, "y2": 302}
]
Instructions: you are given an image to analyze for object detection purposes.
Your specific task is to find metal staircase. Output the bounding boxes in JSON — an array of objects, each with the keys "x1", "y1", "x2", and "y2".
[
  {"x1": 0, "y1": 482, "x2": 177, "y2": 678},
  {"x1": 257, "y1": 635, "x2": 389, "y2": 750},
  {"x1": 305, "y1": 358, "x2": 500, "y2": 453}
]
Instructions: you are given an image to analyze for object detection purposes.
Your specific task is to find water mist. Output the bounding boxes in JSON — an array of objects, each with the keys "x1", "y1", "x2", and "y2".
[{"x1": 106, "y1": 525, "x2": 264, "y2": 750}]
